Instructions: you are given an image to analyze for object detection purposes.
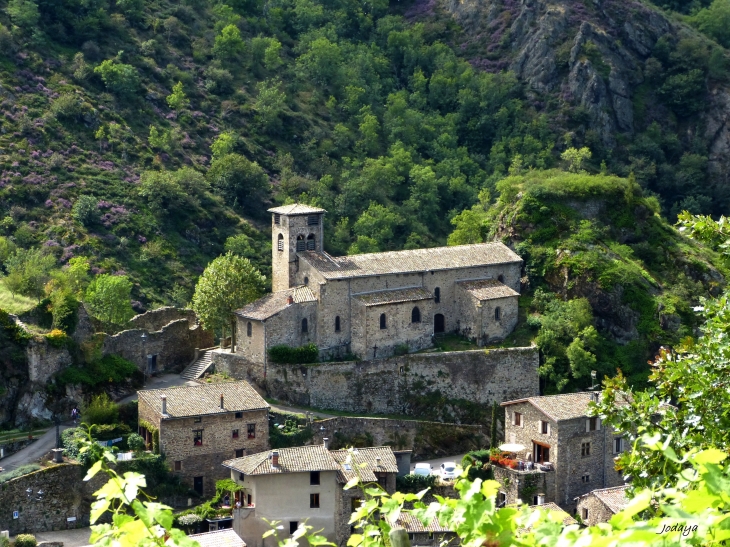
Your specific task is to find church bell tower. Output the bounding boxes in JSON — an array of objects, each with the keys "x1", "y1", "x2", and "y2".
[{"x1": 268, "y1": 204, "x2": 326, "y2": 292}]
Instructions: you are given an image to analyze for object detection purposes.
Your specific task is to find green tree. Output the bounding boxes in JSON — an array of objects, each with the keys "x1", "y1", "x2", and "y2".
[
  {"x1": 690, "y1": 0, "x2": 730, "y2": 48},
  {"x1": 85, "y1": 274, "x2": 135, "y2": 326},
  {"x1": 264, "y1": 38, "x2": 283, "y2": 70},
  {"x1": 138, "y1": 170, "x2": 188, "y2": 212},
  {"x1": 94, "y1": 58, "x2": 140, "y2": 97},
  {"x1": 72, "y1": 195, "x2": 98, "y2": 226},
  {"x1": 207, "y1": 153, "x2": 269, "y2": 209},
  {"x1": 166, "y1": 81, "x2": 190, "y2": 111},
  {"x1": 191, "y1": 252, "x2": 265, "y2": 340},
  {"x1": 213, "y1": 24, "x2": 245, "y2": 61},
  {"x1": 148, "y1": 125, "x2": 178, "y2": 153},
  {"x1": 561, "y1": 146, "x2": 592, "y2": 173},
  {"x1": 348, "y1": 202, "x2": 401, "y2": 254},
  {"x1": 7, "y1": 0, "x2": 39, "y2": 30},
  {"x1": 253, "y1": 79, "x2": 286, "y2": 132},
  {"x1": 211, "y1": 131, "x2": 237, "y2": 158},
  {"x1": 3, "y1": 248, "x2": 56, "y2": 301}
]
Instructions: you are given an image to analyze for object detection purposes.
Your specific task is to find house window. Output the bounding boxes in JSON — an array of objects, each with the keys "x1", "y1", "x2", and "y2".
[
  {"x1": 380, "y1": 313, "x2": 387, "y2": 329},
  {"x1": 235, "y1": 449, "x2": 244, "y2": 458},
  {"x1": 376, "y1": 473, "x2": 387, "y2": 489},
  {"x1": 351, "y1": 498, "x2": 362, "y2": 511},
  {"x1": 335, "y1": 316, "x2": 341, "y2": 332},
  {"x1": 498, "y1": 492, "x2": 507, "y2": 507},
  {"x1": 434, "y1": 287, "x2": 440, "y2": 303},
  {"x1": 614, "y1": 437, "x2": 624, "y2": 454},
  {"x1": 308, "y1": 215, "x2": 319, "y2": 226},
  {"x1": 302, "y1": 318, "x2": 308, "y2": 333},
  {"x1": 540, "y1": 420, "x2": 550, "y2": 435},
  {"x1": 310, "y1": 493, "x2": 320, "y2": 508},
  {"x1": 296, "y1": 235, "x2": 305, "y2": 252},
  {"x1": 498, "y1": 274, "x2": 504, "y2": 283},
  {"x1": 239, "y1": 472, "x2": 245, "y2": 481},
  {"x1": 586, "y1": 417, "x2": 600, "y2": 431},
  {"x1": 495, "y1": 307, "x2": 501, "y2": 321},
  {"x1": 174, "y1": 460, "x2": 182, "y2": 471},
  {"x1": 581, "y1": 474, "x2": 590, "y2": 483},
  {"x1": 306, "y1": 233, "x2": 316, "y2": 250},
  {"x1": 582, "y1": 508, "x2": 588, "y2": 520},
  {"x1": 289, "y1": 522, "x2": 299, "y2": 535},
  {"x1": 194, "y1": 416, "x2": 202, "y2": 423},
  {"x1": 275, "y1": 214, "x2": 281, "y2": 225},
  {"x1": 248, "y1": 424, "x2": 256, "y2": 439},
  {"x1": 232, "y1": 429, "x2": 239, "y2": 439},
  {"x1": 235, "y1": 412, "x2": 243, "y2": 419},
  {"x1": 277, "y1": 233, "x2": 284, "y2": 251},
  {"x1": 411, "y1": 307, "x2": 421, "y2": 323},
  {"x1": 513, "y1": 411, "x2": 523, "y2": 427},
  {"x1": 193, "y1": 430, "x2": 203, "y2": 446},
  {"x1": 581, "y1": 442, "x2": 591, "y2": 457},
  {"x1": 304, "y1": 276, "x2": 309, "y2": 285},
  {"x1": 247, "y1": 322, "x2": 252, "y2": 337},
  {"x1": 310, "y1": 471, "x2": 320, "y2": 485}
]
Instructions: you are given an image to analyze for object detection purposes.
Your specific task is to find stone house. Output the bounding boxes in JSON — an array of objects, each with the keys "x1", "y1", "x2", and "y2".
[
  {"x1": 498, "y1": 392, "x2": 627, "y2": 512},
  {"x1": 188, "y1": 529, "x2": 246, "y2": 547},
  {"x1": 234, "y1": 203, "x2": 523, "y2": 362},
  {"x1": 575, "y1": 484, "x2": 630, "y2": 526},
  {"x1": 391, "y1": 513, "x2": 458, "y2": 547},
  {"x1": 526, "y1": 502, "x2": 578, "y2": 527},
  {"x1": 222, "y1": 441, "x2": 398, "y2": 547},
  {"x1": 137, "y1": 381, "x2": 270, "y2": 498}
]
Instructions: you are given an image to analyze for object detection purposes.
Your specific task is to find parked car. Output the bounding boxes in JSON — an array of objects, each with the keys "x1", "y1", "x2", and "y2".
[
  {"x1": 440, "y1": 461, "x2": 458, "y2": 480},
  {"x1": 413, "y1": 463, "x2": 433, "y2": 477}
]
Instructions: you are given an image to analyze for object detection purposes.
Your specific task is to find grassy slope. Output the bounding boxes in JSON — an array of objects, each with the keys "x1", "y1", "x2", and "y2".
[{"x1": 0, "y1": 280, "x2": 36, "y2": 315}]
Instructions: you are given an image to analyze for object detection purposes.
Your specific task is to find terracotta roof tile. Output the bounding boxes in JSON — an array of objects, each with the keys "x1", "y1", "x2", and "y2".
[
  {"x1": 235, "y1": 286, "x2": 316, "y2": 321},
  {"x1": 528, "y1": 503, "x2": 578, "y2": 526},
  {"x1": 502, "y1": 392, "x2": 616, "y2": 422},
  {"x1": 298, "y1": 242, "x2": 522, "y2": 280},
  {"x1": 352, "y1": 287, "x2": 432, "y2": 307},
  {"x1": 268, "y1": 204, "x2": 327, "y2": 215},
  {"x1": 330, "y1": 447, "x2": 399, "y2": 482},
  {"x1": 579, "y1": 485, "x2": 630, "y2": 514},
  {"x1": 457, "y1": 278, "x2": 520, "y2": 300},
  {"x1": 391, "y1": 513, "x2": 452, "y2": 533},
  {"x1": 223, "y1": 445, "x2": 341, "y2": 475},
  {"x1": 138, "y1": 381, "x2": 268, "y2": 419},
  {"x1": 188, "y1": 529, "x2": 246, "y2": 547}
]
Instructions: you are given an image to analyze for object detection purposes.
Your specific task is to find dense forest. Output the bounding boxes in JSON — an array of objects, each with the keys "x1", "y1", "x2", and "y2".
[{"x1": 1, "y1": 0, "x2": 729, "y2": 392}]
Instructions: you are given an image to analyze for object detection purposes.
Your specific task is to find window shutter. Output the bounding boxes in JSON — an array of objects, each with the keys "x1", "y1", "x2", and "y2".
[
  {"x1": 538, "y1": 420, "x2": 542, "y2": 432},
  {"x1": 585, "y1": 419, "x2": 590, "y2": 433},
  {"x1": 547, "y1": 423, "x2": 551, "y2": 436},
  {"x1": 597, "y1": 418, "x2": 601, "y2": 431}
]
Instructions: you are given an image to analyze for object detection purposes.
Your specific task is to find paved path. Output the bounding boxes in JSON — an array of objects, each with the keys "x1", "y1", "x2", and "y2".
[
  {"x1": 0, "y1": 425, "x2": 71, "y2": 473},
  {"x1": 14, "y1": 527, "x2": 92, "y2": 547},
  {"x1": 117, "y1": 373, "x2": 198, "y2": 404},
  {"x1": 269, "y1": 403, "x2": 335, "y2": 419}
]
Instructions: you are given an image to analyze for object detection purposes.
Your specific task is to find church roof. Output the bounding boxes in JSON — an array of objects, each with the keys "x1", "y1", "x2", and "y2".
[
  {"x1": 298, "y1": 243, "x2": 522, "y2": 280},
  {"x1": 235, "y1": 286, "x2": 316, "y2": 321},
  {"x1": 353, "y1": 287, "x2": 432, "y2": 307},
  {"x1": 457, "y1": 278, "x2": 520, "y2": 300},
  {"x1": 268, "y1": 204, "x2": 327, "y2": 215}
]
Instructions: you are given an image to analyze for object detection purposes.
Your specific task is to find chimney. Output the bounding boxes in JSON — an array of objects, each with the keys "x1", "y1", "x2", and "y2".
[
  {"x1": 591, "y1": 392, "x2": 600, "y2": 403},
  {"x1": 287, "y1": 295, "x2": 294, "y2": 305},
  {"x1": 323, "y1": 438, "x2": 330, "y2": 450},
  {"x1": 161, "y1": 395, "x2": 167, "y2": 415},
  {"x1": 537, "y1": 494, "x2": 545, "y2": 506},
  {"x1": 220, "y1": 394, "x2": 224, "y2": 409},
  {"x1": 272, "y1": 450, "x2": 279, "y2": 467},
  {"x1": 376, "y1": 456, "x2": 381, "y2": 467}
]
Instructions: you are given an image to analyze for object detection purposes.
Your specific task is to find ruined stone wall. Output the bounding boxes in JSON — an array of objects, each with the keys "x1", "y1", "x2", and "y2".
[
  {"x1": 129, "y1": 307, "x2": 197, "y2": 331},
  {"x1": 213, "y1": 347, "x2": 539, "y2": 422},
  {"x1": 0, "y1": 463, "x2": 106, "y2": 536},
  {"x1": 26, "y1": 340, "x2": 72, "y2": 384},
  {"x1": 312, "y1": 417, "x2": 488, "y2": 460}
]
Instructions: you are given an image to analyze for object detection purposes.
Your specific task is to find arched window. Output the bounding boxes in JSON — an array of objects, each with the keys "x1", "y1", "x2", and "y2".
[
  {"x1": 411, "y1": 307, "x2": 421, "y2": 323},
  {"x1": 302, "y1": 318, "x2": 308, "y2": 333},
  {"x1": 335, "y1": 316, "x2": 341, "y2": 332},
  {"x1": 380, "y1": 314, "x2": 387, "y2": 329},
  {"x1": 296, "y1": 235, "x2": 305, "y2": 252},
  {"x1": 277, "y1": 233, "x2": 284, "y2": 251},
  {"x1": 434, "y1": 287, "x2": 441, "y2": 303},
  {"x1": 306, "y1": 233, "x2": 316, "y2": 251},
  {"x1": 303, "y1": 276, "x2": 309, "y2": 285},
  {"x1": 495, "y1": 307, "x2": 501, "y2": 321},
  {"x1": 247, "y1": 322, "x2": 252, "y2": 337},
  {"x1": 497, "y1": 274, "x2": 504, "y2": 283}
]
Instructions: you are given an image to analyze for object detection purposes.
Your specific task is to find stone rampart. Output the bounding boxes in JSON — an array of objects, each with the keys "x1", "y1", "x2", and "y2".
[
  {"x1": 0, "y1": 463, "x2": 106, "y2": 535},
  {"x1": 212, "y1": 347, "x2": 539, "y2": 423},
  {"x1": 129, "y1": 307, "x2": 198, "y2": 332}
]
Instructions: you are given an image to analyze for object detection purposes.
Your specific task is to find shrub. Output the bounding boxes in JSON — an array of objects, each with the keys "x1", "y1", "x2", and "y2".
[
  {"x1": 45, "y1": 328, "x2": 69, "y2": 348},
  {"x1": 94, "y1": 59, "x2": 140, "y2": 96},
  {"x1": 207, "y1": 153, "x2": 269, "y2": 209},
  {"x1": 268, "y1": 344, "x2": 319, "y2": 364},
  {"x1": 0, "y1": 535, "x2": 9, "y2": 547},
  {"x1": 118, "y1": 400, "x2": 139, "y2": 430},
  {"x1": 128, "y1": 432, "x2": 145, "y2": 452},
  {"x1": 72, "y1": 195, "x2": 98, "y2": 226},
  {"x1": 13, "y1": 534, "x2": 36, "y2": 547},
  {"x1": 49, "y1": 93, "x2": 88, "y2": 121},
  {"x1": 82, "y1": 393, "x2": 119, "y2": 425},
  {"x1": 0, "y1": 464, "x2": 41, "y2": 484},
  {"x1": 57, "y1": 354, "x2": 140, "y2": 388},
  {"x1": 396, "y1": 473, "x2": 436, "y2": 493}
]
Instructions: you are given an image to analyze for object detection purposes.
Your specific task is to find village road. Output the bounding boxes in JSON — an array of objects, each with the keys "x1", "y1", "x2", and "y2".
[{"x1": 0, "y1": 425, "x2": 71, "y2": 472}]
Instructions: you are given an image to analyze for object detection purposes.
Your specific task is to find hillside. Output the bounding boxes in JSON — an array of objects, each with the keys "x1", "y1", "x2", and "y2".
[{"x1": 450, "y1": 169, "x2": 726, "y2": 392}]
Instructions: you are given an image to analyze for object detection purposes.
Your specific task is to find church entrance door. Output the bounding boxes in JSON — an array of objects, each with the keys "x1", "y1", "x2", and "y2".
[{"x1": 434, "y1": 313, "x2": 445, "y2": 333}]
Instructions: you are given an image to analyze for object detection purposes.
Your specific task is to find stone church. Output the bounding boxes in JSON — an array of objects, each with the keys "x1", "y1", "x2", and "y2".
[{"x1": 234, "y1": 204, "x2": 523, "y2": 362}]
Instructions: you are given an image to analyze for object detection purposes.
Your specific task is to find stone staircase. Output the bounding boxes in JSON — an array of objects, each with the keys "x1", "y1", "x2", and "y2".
[{"x1": 180, "y1": 348, "x2": 215, "y2": 380}]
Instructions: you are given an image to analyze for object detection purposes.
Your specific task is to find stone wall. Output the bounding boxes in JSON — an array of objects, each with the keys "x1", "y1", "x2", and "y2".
[
  {"x1": 576, "y1": 493, "x2": 614, "y2": 526},
  {"x1": 0, "y1": 463, "x2": 106, "y2": 536},
  {"x1": 129, "y1": 307, "x2": 198, "y2": 332},
  {"x1": 26, "y1": 340, "x2": 72, "y2": 384},
  {"x1": 212, "y1": 347, "x2": 539, "y2": 422},
  {"x1": 492, "y1": 466, "x2": 556, "y2": 507},
  {"x1": 311, "y1": 417, "x2": 488, "y2": 460}
]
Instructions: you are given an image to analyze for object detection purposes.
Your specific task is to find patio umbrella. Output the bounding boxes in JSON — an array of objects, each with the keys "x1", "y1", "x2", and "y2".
[{"x1": 499, "y1": 443, "x2": 526, "y2": 453}]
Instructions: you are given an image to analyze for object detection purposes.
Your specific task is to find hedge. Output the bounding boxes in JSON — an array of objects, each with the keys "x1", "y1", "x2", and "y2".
[{"x1": 268, "y1": 343, "x2": 319, "y2": 364}]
